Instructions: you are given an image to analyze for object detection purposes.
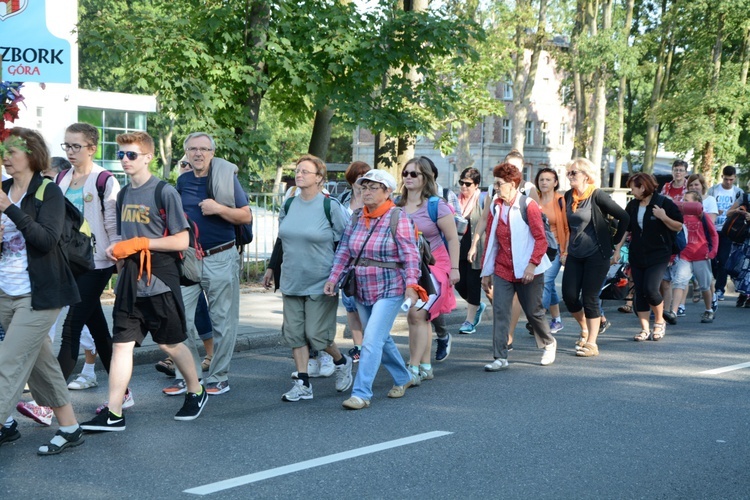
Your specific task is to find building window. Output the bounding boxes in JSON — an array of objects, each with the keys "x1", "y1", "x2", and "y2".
[
  {"x1": 78, "y1": 108, "x2": 148, "y2": 174},
  {"x1": 559, "y1": 122, "x2": 567, "y2": 145},
  {"x1": 525, "y1": 121, "x2": 534, "y2": 146},
  {"x1": 541, "y1": 121, "x2": 549, "y2": 146},
  {"x1": 502, "y1": 119, "x2": 512, "y2": 144},
  {"x1": 503, "y1": 81, "x2": 513, "y2": 100}
]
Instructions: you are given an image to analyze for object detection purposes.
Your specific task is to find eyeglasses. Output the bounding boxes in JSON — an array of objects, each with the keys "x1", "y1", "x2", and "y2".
[
  {"x1": 458, "y1": 180, "x2": 474, "y2": 187},
  {"x1": 186, "y1": 147, "x2": 213, "y2": 153},
  {"x1": 116, "y1": 150, "x2": 148, "y2": 161},
  {"x1": 61, "y1": 143, "x2": 93, "y2": 153},
  {"x1": 493, "y1": 180, "x2": 510, "y2": 189},
  {"x1": 566, "y1": 170, "x2": 581, "y2": 177},
  {"x1": 360, "y1": 184, "x2": 384, "y2": 192},
  {"x1": 179, "y1": 161, "x2": 192, "y2": 170},
  {"x1": 402, "y1": 170, "x2": 422, "y2": 178},
  {"x1": 295, "y1": 168, "x2": 318, "y2": 176}
]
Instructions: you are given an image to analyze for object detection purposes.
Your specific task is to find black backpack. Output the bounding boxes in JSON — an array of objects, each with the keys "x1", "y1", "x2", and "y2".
[{"x1": 34, "y1": 179, "x2": 95, "y2": 276}]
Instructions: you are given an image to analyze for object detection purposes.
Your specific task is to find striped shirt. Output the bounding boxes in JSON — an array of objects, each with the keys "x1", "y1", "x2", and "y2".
[{"x1": 329, "y1": 207, "x2": 421, "y2": 306}]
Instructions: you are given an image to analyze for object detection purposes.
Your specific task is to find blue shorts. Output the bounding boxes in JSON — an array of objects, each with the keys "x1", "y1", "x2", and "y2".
[{"x1": 341, "y1": 292, "x2": 357, "y2": 313}]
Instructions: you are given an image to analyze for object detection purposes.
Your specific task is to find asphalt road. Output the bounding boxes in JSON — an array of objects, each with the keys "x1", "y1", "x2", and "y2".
[{"x1": 1, "y1": 298, "x2": 749, "y2": 499}]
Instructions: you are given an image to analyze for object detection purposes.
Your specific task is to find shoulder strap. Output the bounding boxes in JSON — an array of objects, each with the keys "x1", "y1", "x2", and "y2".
[
  {"x1": 442, "y1": 187, "x2": 449, "y2": 201},
  {"x1": 54, "y1": 168, "x2": 71, "y2": 185},
  {"x1": 389, "y1": 207, "x2": 401, "y2": 237},
  {"x1": 518, "y1": 194, "x2": 529, "y2": 225},
  {"x1": 154, "y1": 180, "x2": 169, "y2": 236},
  {"x1": 283, "y1": 196, "x2": 294, "y2": 215},
  {"x1": 323, "y1": 195, "x2": 332, "y2": 227},
  {"x1": 428, "y1": 195, "x2": 440, "y2": 223},
  {"x1": 115, "y1": 184, "x2": 129, "y2": 235},
  {"x1": 35, "y1": 178, "x2": 52, "y2": 203},
  {"x1": 95, "y1": 170, "x2": 114, "y2": 214},
  {"x1": 206, "y1": 161, "x2": 215, "y2": 200}
]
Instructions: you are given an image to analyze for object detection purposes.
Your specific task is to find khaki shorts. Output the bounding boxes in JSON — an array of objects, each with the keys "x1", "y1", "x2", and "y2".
[{"x1": 282, "y1": 294, "x2": 338, "y2": 351}]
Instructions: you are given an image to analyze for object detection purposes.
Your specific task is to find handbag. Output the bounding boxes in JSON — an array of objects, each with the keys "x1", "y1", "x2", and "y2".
[
  {"x1": 721, "y1": 207, "x2": 749, "y2": 243},
  {"x1": 338, "y1": 216, "x2": 383, "y2": 296}
]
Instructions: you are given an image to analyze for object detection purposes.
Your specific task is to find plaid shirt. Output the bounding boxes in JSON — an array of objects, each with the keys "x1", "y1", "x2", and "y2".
[{"x1": 329, "y1": 207, "x2": 420, "y2": 306}]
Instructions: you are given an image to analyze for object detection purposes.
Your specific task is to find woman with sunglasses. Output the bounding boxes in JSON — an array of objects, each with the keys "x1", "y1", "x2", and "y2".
[
  {"x1": 480, "y1": 162, "x2": 557, "y2": 370},
  {"x1": 562, "y1": 158, "x2": 629, "y2": 357},
  {"x1": 0, "y1": 128, "x2": 85, "y2": 454},
  {"x1": 396, "y1": 157, "x2": 460, "y2": 383},
  {"x1": 535, "y1": 167, "x2": 569, "y2": 333},
  {"x1": 455, "y1": 168, "x2": 487, "y2": 335}
]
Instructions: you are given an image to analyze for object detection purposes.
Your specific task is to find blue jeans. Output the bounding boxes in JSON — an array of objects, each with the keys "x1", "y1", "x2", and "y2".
[
  {"x1": 353, "y1": 296, "x2": 411, "y2": 401},
  {"x1": 542, "y1": 253, "x2": 562, "y2": 310}
]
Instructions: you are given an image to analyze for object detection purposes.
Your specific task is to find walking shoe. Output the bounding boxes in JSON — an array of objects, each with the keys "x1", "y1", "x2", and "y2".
[
  {"x1": 387, "y1": 377, "x2": 414, "y2": 398},
  {"x1": 419, "y1": 366, "x2": 434, "y2": 381},
  {"x1": 81, "y1": 408, "x2": 126, "y2": 432},
  {"x1": 458, "y1": 321, "x2": 476, "y2": 334},
  {"x1": 737, "y1": 294, "x2": 747, "y2": 308},
  {"x1": 155, "y1": 357, "x2": 176, "y2": 377},
  {"x1": 701, "y1": 310, "x2": 715, "y2": 323},
  {"x1": 526, "y1": 322, "x2": 534, "y2": 335},
  {"x1": 676, "y1": 305, "x2": 686, "y2": 317},
  {"x1": 175, "y1": 387, "x2": 208, "y2": 421},
  {"x1": 307, "y1": 357, "x2": 321, "y2": 377},
  {"x1": 435, "y1": 334, "x2": 452, "y2": 362},
  {"x1": 67, "y1": 373, "x2": 98, "y2": 390},
  {"x1": 348, "y1": 346, "x2": 361, "y2": 363},
  {"x1": 663, "y1": 310, "x2": 677, "y2": 325},
  {"x1": 484, "y1": 358, "x2": 509, "y2": 371},
  {"x1": 408, "y1": 368, "x2": 422, "y2": 387},
  {"x1": 37, "y1": 426, "x2": 85, "y2": 456},
  {"x1": 712, "y1": 293, "x2": 719, "y2": 312},
  {"x1": 95, "y1": 388, "x2": 135, "y2": 414},
  {"x1": 317, "y1": 352, "x2": 335, "y2": 377},
  {"x1": 342, "y1": 396, "x2": 370, "y2": 410},
  {"x1": 717, "y1": 290, "x2": 725, "y2": 301},
  {"x1": 205, "y1": 380, "x2": 230, "y2": 395},
  {"x1": 599, "y1": 318, "x2": 610, "y2": 334},
  {"x1": 0, "y1": 420, "x2": 20, "y2": 446},
  {"x1": 473, "y1": 302, "x2": 487, "y2": 328},
  {"x1": 549, "y1": 320, "x2": 564, "y2": 334},
  {"x1": 16, "y1": 401, "x2": 53, "y2": 426},
  {"x1": 540, "y1": 340, "x2": 557, "y2": 366},
  {"x1": 201, "y1": 355, "x2": 212, "y2": 372},
  {"x1": 334, "y1": 355, "x2": 354, "y2": 392},
  {"x1": 162, "y1": 379, "x2": 187, "y2": 396},
  {"x1": 282, "y1": 379, "x2": 313, "y2": 402},
  {"x1": 575, "y1": 343, "x2": 599, "y2": 357}
]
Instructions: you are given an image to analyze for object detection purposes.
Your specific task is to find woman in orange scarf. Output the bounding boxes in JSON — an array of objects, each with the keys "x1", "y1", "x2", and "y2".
[{"x1": 561, "y1": 158, "x2": 629, "y2": 357}]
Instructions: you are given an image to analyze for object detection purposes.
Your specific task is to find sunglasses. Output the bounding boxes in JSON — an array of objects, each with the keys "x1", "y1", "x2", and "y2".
[
  {"x1": 180, "y1": 161, "x2": 192, "y2": 169},
  {"x1": 401, "y1": 170, "x2": 422, "y2": 178},
  {"x1": 458, "y1": 180, "x2": 474, "y2": 187},
  {"x1": 566, "y1": 170, "x2": 581, "y2": 177},
  {"x1": 117, "y1": 150, "x2": 148, "y2": 161}
]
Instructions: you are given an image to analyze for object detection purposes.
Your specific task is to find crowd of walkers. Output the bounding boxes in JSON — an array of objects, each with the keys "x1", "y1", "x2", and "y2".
[{"x1": 2, "y1": 123, "x2": 749, "y2": 454}]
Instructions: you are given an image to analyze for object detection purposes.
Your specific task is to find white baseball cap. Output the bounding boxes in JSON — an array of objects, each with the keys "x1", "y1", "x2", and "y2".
[{"x1": 355, "y1": 169, "x2": 397, "y2": 191}]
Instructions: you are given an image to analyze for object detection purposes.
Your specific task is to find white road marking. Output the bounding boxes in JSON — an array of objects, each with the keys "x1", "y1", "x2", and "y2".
[
  {"x1": 700, "y1": 361, "x2": 750, "y2": 375},
  {"x1": 184, "y1": 430, "x2": 453, "y2": 495}
]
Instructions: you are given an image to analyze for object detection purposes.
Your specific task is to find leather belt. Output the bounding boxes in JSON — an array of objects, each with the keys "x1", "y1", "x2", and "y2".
[
  {"x1": 356, "y1": 258, "x2": 403, "y2": 269},
  {"x1": 204, "y1": 241, "x2": 235, "y2": 257}
]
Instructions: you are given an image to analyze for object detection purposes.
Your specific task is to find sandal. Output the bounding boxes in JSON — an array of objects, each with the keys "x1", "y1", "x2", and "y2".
[
  {"x1": 651, "y1": 323, "x2": 666, "y2": 341},
  {"x1": 618, "y1": 303, "x2": 633, "y2": 314},
  {"x1": 37, "y1": 427, "x2": 85, "y2": 456},
  {"x1": 201, "y1": 355, "x2": 213, "y2": 372},
  {"x1": 634, "y1": 329, "x2": 650, "y2": 342},
  {"x1": 575, "y1": 343, "x2": 599, "y2": 357},
  {"x1": 692, "y1": 282, "x2": 701, "y2": 303},
  {"x1": 155, "y1": 357, "x2": 175, "y2": 378},
  {"x1": 574, "y1": 332, "x2": 589, "y2": 351}
]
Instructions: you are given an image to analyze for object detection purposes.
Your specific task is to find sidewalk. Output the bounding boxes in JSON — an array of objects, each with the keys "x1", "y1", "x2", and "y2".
[{"x1": 56, "y1": 285, "x2": 473, "y2": 371}]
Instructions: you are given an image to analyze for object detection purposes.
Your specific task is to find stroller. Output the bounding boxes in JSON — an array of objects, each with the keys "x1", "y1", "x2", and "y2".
[{"x1": 599, "y1": 262, "x2": 631, "y2": 301}]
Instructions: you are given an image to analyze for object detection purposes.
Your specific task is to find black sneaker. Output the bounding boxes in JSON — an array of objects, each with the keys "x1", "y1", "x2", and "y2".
[
  {"x1": 348, "y1": 346, "x2": 361, "y2": 363},
  {"x1": 737, "y1": 294, "x2": 747, "y2": 308},
  {"x1": 174, "y1": 388, "x2": 208, "y2": 421},
  {"x1": 0, "y1": 420, "x2": 20, "y2": 446},
  {"x1": 80, "y1": 408, "x2": 126, "y2": 432},
  {"x1": 663, "y1": 311, "x2": 677, "y2": 325}
]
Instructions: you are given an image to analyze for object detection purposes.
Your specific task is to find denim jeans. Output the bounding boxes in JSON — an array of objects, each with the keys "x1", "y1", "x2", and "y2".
[
  {"x1": 542, "y1": 253, "x2": 562, "y2": 310},
  {"x1": 352, "y1": 295, "x2": 411, "y2": 401}
]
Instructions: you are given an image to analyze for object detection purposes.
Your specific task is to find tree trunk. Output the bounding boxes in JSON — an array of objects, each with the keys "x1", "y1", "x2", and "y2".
[
  {"x1": 613, "y1": 0, "x2": 634, "y2": 188},
  {"x1": 308, "y1": 106, "x2": 334, "y2": 159},
  {"x1": 589, "y1": 0, "x2": 613, "y2": 184},
  {"x1": 571, "y1": 0, "x2": 588, "y2": 159},
  {"x1": 455, "y1": 122, "x2": 474, "y2": 172},
  {"x1": 158, "y1": 118, "x2": 175, "y2": 179},
  {"x1": 244, "y1": 1, "x2": 270, "y2": 131},
  {"x1": 511, "y1": 0, "x2": 548, "y2": 155},
  {"x1": 700, "y1": 10, "x2": 725, "y2": 175}
]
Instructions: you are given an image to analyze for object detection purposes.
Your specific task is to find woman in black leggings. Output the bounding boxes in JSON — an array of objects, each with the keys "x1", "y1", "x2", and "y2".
[
  {"x1": 623, "y1": 173, "x2": 683, "y2": 342},
  {"x1": 561, "y1": 158, "x2": 629, "y2": 357}
]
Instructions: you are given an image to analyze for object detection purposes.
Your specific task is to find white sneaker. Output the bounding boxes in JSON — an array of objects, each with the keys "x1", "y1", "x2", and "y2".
[
  {"x1": 334, "y1": 355, "x2": 353, "y2": 392},
  {"x1": 484, "y1": 358, "x2": 509, "y2": 371},
  {"x1": 541, "y1": 339, "x2": 557, "y2": 366},
  {"x1": 67, "y1": 373, "x2": 98, "y2": 390},
  {"x1": 306, "y1": 358, "x2": 321, "y2": 377},
  {"x1": 282, "y1": 379, "x2": 313, "y2": 402},
  {"x1": 316, "y1": 352, "x2": 335, "y2": 378}
]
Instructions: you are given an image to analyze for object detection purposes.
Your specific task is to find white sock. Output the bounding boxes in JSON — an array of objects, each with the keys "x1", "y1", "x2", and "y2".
[
  {"x1": 81, "y1": 363, "x2": 96, "y2": 378},
  {"x1": 39, "y1": 424, "x2": 80, "y2": 453},
  {"x1": 553, "y1": 316, "x2": 561, "y2": 322}
]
